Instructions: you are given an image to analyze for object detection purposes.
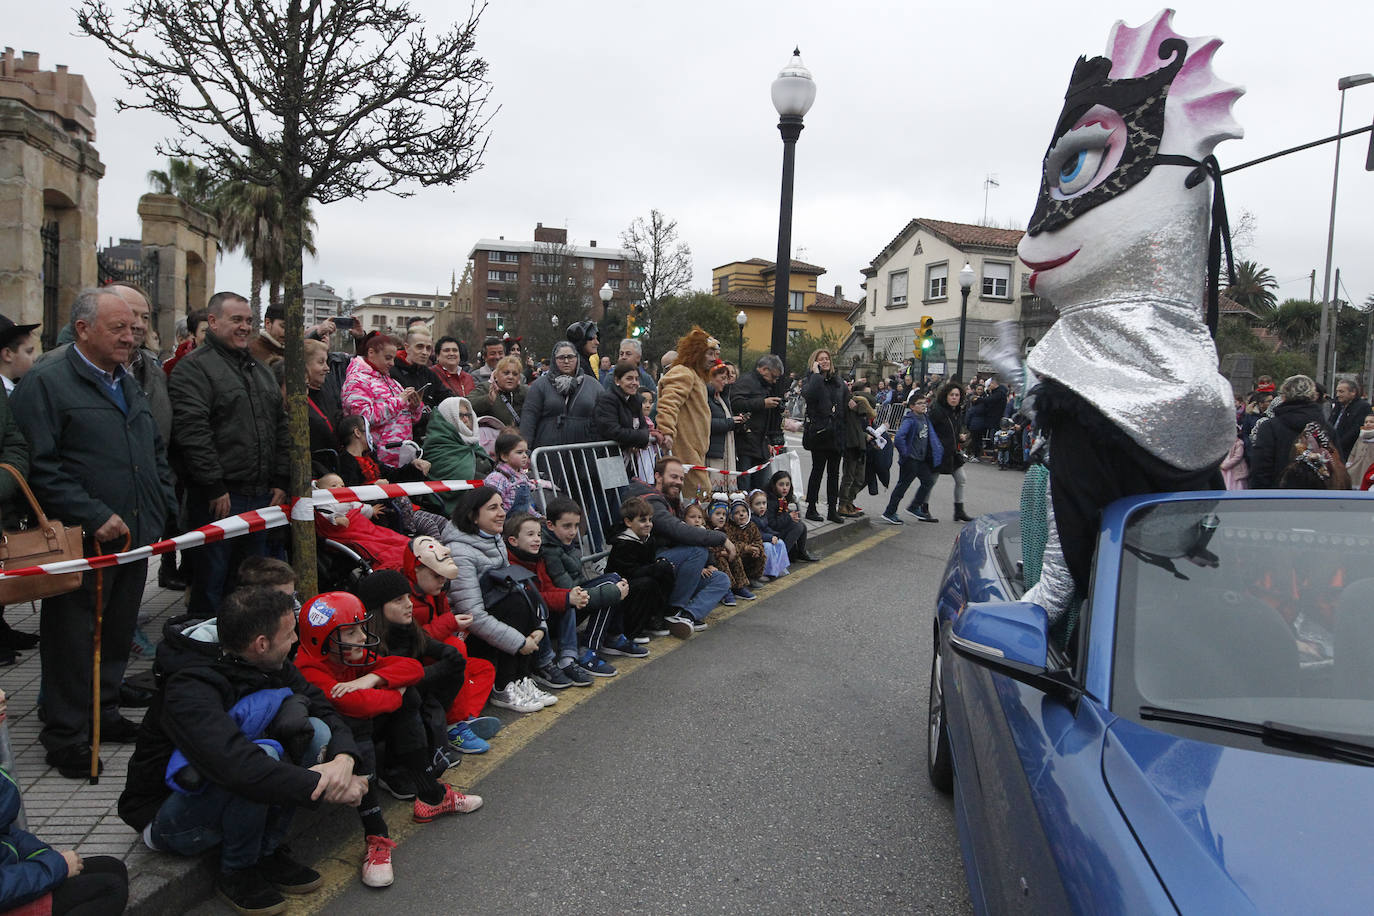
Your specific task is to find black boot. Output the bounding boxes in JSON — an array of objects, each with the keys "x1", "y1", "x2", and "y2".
[
  {"x1": 158, "y1": 551, "x2": 187, "y2": 591},
  {"x1": 804, "y1": 504, "x2": 824, "y2": 522},
  {"x1": 826, "y1": 501, "x2": 844, "y2": 524},
  {"x1": 0, "y1": 615, "x2": 38, "y2": 651},
  {"x1": 954, "y1": 503, "x2": 973, "y2": 522},
  {"x1": 913, "y1": 504, "x2": 939, "y2": 523}
]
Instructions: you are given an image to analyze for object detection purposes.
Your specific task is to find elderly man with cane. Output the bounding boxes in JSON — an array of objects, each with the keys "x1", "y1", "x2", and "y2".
[{"x1": 11, "y1": 288, "x2": 176, "y2": 780}]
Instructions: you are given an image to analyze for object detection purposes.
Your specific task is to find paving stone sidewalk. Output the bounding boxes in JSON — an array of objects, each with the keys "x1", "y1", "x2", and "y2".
[{"x1": 0, "y1": 564, "x2": 184, "y2": 874}]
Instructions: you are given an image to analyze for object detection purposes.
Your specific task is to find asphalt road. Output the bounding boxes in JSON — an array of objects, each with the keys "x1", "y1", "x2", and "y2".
[{"x1": 314, "y1": 459, "x2": 1025, "y2": 915}]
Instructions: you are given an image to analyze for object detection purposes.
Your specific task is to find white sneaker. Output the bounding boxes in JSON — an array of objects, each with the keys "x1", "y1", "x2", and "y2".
[
  {"x1": 519, "y1": 676, "x2": 558, "y2": 707},
  {"x1": 489, "y1": 683, "x2": 542, "y2": 713}
]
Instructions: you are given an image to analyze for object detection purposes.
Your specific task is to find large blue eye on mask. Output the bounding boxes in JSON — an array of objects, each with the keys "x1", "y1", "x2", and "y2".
[{"x1": 1026, "y1": 37, "x2": 1187, "y2": 237}]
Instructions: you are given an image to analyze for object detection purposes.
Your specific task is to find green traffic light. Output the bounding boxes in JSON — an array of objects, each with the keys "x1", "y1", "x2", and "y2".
[{"x1": 921, "y1": 338, "x2": 933, "y2": 349}]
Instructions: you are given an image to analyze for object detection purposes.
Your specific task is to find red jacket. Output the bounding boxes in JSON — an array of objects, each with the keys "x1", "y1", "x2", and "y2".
[
  {"x1": 434, "y1": 364, "x2": 476, "y2": 397},
  {"x1": 510, "y1": 552, "x2": 572, "y2": 614},
  {"x1": 401, "y1": 547, "x2": 462, "y2": 642},
  {"x1": 294, "y1": 651, "x2": 423, "y2": 719}
]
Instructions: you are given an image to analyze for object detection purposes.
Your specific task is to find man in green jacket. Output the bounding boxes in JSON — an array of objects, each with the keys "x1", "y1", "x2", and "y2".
[
  {"x1": 10, "y1": 288, "x2": 176, "y2": 778},
  {"x1": 169, "y1": 292, "x2": 288, "y2": 619}
]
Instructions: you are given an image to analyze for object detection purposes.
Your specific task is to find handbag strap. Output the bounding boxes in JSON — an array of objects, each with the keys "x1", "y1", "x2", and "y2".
[{"x1": 0, "y1": 463, "x2": 53, "y2": 530}]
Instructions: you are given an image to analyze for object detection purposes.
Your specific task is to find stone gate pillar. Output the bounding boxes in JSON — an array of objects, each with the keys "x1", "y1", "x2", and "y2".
[
  {"x1": 0, "y1": 49, "x2": 102, "y2": 349},
  {"x1": 139, "y1": 193, "x2": 218, "y2": 348}
]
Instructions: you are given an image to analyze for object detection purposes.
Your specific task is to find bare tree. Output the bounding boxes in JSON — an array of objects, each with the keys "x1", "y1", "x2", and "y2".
[
  {"x1": 78, "y1": 0, "x2": 494, "y2": 593},
  {"x1": 620, "y1": 209, "x2": 694, "y2": 317}
]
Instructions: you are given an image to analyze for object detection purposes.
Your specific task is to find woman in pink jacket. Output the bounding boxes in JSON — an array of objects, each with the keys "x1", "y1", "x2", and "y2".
[{"x1": 342, "y1": 333, "x2": 426, "y2": 469}]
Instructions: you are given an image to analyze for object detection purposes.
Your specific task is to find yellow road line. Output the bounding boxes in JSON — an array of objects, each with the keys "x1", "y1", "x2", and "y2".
[{"x1": 291, "y1": 525, "x2": 898, "y2": 912}]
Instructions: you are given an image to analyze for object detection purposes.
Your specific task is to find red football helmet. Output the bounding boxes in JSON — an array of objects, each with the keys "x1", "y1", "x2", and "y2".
[{"x1": 297, "y1": 591, "x2": 379, "y2": 667}]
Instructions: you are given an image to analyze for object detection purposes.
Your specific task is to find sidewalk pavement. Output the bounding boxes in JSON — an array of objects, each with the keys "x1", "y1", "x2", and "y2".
[
  {"x1": 1, "y1": 561, "x2": 188, "y2": 905},
  {"x1": 0, "y1": 500, "x2": 870, "y2": 913}
]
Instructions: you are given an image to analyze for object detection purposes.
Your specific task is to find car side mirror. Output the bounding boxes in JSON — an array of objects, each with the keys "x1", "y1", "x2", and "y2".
[{"x1": 950, "y1": 601, "x2": 1080, "y2": 703}]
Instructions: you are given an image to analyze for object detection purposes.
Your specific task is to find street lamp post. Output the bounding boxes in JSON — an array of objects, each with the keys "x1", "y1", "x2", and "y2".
[
  {"x1": 1316, "y1": 73, "x2": 1374, "y2": 390},
  {"x1": 736, "y1": 310, "x2": 748, "y2": 366},
  {"x1": 769, "y1": 49, "x2": 817, "y2": 372},
  {"x1": 956, "y1": 262, "x2": 975, "y2": 382},
  {"x1": 599, "y1": 282, "x2": 614, "y2": 322}
]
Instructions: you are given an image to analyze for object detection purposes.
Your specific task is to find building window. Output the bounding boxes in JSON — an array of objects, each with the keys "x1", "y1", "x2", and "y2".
[
  {"x1": 486, "y1": 310, "x2": 500, "y2": 321},
  {"x1": 789, "y1": 291, "x2": 804, "y2": 312},
  {"x1": 381, "y1": 298, "x2": 392, "y2": 305},
  {"x1": 372, "y1": 315, "x2": 384, "y2": 327},
  {"x1": 607, "y1": 261, "x2": 622, "y2": 271},
  {"x1": 499, "y1": 252, "x2": 518, "y2": 263},
  {"x1": 629, "y1": 279, "x2": 641, "y2": 290},
  {"x1": 583, "y1": 276, "x2": 592, "y2": 288},
  {"x1": 982, "y1": 262, "x2": 1011, "y2": 298},
  {"x1": 607, "y1": 278, "x2": 620, "y2": 289},
  {"x1": 718, "y1": 276, "x2": 729, "y2": 295},
  {"x1": 567, "y1": 276, "x2": 576, "y2": 287},
  {"x1": 927, "y1": 263, "x2": 948, "y2": 300},
  {"x1": 888, "y1": 269, "x2": 909, "y2": 308},
  {"x1": 486, "y1": 290, "x2": 501, "y2": 301},
  {"x1": 584, "y1": 258, "x2": 595, "y2": 269},
  {"x1": 787, "y1": 328, "x2": 803, "y2": 342},
  {"x1": 409, "y1": 299, "x2": 418, "y2": 306}
]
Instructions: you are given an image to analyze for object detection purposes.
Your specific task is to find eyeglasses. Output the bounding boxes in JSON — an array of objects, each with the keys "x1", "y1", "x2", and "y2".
[{"x1": 554, "y1": 354, "x2": 578, "y2": 361}]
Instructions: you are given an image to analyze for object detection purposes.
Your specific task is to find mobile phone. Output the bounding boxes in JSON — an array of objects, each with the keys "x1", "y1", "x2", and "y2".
[{"x1": 334, "y1": 317, "x2": 356, "y2": 329}]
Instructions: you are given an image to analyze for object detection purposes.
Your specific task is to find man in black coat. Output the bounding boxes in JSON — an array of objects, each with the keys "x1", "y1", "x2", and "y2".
[
  {"x1": 120, "y1": 588, "x2": 365, "y2": 914},
  {"x1": 391, "y1": 326, "x2": 442, "y2": 437},
  {"x1": 11, "y1": 288, "x2": 177, "y2": 778},
  {"x1": 1249, "y1": 375, "x2": 1337, "y2": 489},
  {"x1": 1330, "y1": 379, "x2": 1371, "y2": 459},
  {"x1": 170, "y1": 292, "x2": 289, "y2": 618},
  {"x1": 728, "y1": 354, "x2": 785, "y2": 491}
]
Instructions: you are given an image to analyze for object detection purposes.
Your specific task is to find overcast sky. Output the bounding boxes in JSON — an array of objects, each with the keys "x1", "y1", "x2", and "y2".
[{"x1": 13, "y1": 0, "x2": 1374, "y2": 316}]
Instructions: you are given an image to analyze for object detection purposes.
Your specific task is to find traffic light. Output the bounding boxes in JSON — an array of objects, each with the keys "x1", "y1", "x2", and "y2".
[
  {"x1": 918, "y1": 315, "x2": 935, "y2": 351},
  {"x1": 627, "y1": 302, "x2": 646, "y2": 338}
]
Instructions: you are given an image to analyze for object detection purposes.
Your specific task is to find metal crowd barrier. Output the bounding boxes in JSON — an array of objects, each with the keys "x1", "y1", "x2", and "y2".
[{"x1": 529, "y1": 440, "x2": 639, "y2": 566}]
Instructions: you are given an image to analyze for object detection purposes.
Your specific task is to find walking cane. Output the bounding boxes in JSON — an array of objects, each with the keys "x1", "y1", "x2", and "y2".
[{"x1": 90, "y1": 533, "x2": 131, "y2": 785}]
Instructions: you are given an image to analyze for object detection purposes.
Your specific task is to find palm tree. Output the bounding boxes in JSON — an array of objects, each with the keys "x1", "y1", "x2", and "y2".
[
  {"x1": 1225, "y1": 260, "x2": 1280, "y2": 316},
  {"x1": 1265, "y1": 298, "x2": 1321, "y2": 350},
  {"x1": 216, "y1": 177, "x2": 317, "y2": 322},
  {"x1": 146, "y1": 157, "x2": 218, "y2": 212}
]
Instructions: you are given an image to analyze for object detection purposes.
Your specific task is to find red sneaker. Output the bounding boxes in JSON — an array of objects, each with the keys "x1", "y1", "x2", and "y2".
[
  {"x1": 412, "y1": 784, "x2": 483, "y2": 823},
  {"x1": 361, "y1": 835, "x2": 395, "y2": 888}
]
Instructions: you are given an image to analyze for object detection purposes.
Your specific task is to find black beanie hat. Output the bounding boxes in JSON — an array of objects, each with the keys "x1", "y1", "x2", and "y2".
[{"x1": 355, "y1": 570, "x2": 410, "y2": 612}]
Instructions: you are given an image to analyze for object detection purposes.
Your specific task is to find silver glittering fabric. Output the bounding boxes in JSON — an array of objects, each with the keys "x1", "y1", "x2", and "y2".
[
  {"x1": 1022, "y1": 480, "x2": 1077, "y2": 623},
  {"x1": 1025, "y1": 294, "x2": 1233, "y2": 471}
]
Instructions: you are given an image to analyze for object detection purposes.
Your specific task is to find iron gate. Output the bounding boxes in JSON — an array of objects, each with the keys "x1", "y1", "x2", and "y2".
[{"x1": 40, "y1": 221, "x2": 58, "y2": 351}]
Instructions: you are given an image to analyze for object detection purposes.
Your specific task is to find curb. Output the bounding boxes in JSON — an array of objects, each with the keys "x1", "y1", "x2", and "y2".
[{"x1": 129, "y1": 521, "x2": 881, "y2": 914}]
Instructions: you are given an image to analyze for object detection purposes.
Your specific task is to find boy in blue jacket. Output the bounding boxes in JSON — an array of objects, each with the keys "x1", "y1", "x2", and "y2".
[
  {"x1": 0, "y1": 689, "x2": 128, "y2": 914},
  {"x1": 881, "y1": 393, "x2": 942, "y2": 525}
]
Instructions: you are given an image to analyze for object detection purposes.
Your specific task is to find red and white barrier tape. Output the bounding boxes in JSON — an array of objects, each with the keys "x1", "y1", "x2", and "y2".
[
  {"x1": 0, "y1": 479, "x2": 485, "y2": 580},
  {"x1": 678, "y1": 450, "x2": 794, "y2": 478}
]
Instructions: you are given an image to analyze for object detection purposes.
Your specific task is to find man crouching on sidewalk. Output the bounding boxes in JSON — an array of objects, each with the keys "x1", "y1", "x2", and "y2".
[{"x1": 119, "y1": 588, "x2": 367, "y2": 916}]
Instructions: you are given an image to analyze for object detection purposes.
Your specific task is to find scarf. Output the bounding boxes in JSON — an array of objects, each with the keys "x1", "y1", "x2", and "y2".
[
  {"x1": 551, "y1": 372, "x2": 578, "y2": 397},
  {"x1": 437, "y1": 397, "x2": 480, "y2": 446}
]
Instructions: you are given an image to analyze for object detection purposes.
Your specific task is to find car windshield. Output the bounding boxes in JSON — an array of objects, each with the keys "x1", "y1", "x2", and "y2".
[{"x1": 1112, "y1": 497, "x2": 1374, "y2": 743}]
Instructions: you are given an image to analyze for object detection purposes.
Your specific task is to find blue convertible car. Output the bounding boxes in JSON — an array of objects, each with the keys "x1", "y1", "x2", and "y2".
[{"x1": 928, "y1": 490, "x2": 1374, "y2": 914}]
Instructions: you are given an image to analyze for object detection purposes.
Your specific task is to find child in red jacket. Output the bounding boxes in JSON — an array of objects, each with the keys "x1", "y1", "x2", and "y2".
[
  {"x1": 294, "y1": 591, "x2": 478, "y2": 889},
  {"x1": 399, "y1": 536, "x2": 500, "y2": 753}
]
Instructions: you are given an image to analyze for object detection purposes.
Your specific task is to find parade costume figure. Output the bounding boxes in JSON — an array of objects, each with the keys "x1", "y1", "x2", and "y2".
[{"x1": 1018, "y1": 10, "x2": 1243, "y2": 622}]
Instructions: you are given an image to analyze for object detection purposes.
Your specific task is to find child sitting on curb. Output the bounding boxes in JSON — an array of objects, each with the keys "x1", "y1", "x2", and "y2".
[
  {"x1": 748, "y1": 489, "x2": 791, "y2": 580},
  {"x1": 500, "y1": 513, "x2": 609, "y2": 684},
  {"x1": 685, "y1": 501, "x2": 739, "y2": 612},
  {"x1": 606, "y1": 497, "x2": 678, "y2": 641},
  {"x1": 396, "y1": 537, "x2": 501, "y2": 754},
  {"x1": 356, "y1": 570, "x2": 470, "y2": 775},
  {"x1": 540, "y1": 498, "x2": 639, "y2": 667},
  {"x1": 294, "y1": 591, "x2": 480, "y2": 889},
  {"x1": 725, "y1": 492, "x2": 767, "y2": 591},
  {"x1": 706, "y1": 495, "x2": 755, "y2": 602}
]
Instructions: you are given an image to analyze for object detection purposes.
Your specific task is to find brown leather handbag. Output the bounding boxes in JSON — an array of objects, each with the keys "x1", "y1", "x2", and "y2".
[{"x1": 0, "y1": 463, "x2": 86, "y2": 603}]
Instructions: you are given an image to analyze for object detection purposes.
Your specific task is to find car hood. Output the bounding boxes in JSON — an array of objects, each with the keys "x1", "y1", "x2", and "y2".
[{"x1": 1104, "y1": 717, "x2": 1374, "y2": 914}]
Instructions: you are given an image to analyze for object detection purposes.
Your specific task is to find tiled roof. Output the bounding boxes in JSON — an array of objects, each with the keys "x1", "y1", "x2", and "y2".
[
  {"x1": 810, "y1": 292, "x2": 861, "y2": 314},
  {"x1": 918, "y1": 219, "x2": 1024, "y2": 251},
  {"x1": 743, "y1": 257, "x2": 828, "y2": 275},
  {"x1": 869, "y1": 218, "x2": 1024, "y2": 269},
  {"x1": 1217, "y1": 292, "x2": 1258, "y2": 318},
  {"x1": 721, "y1": 288, "x2": 773, "y2": 306}
]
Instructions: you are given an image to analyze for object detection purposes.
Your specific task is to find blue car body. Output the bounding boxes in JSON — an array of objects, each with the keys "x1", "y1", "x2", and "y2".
[{"x1": 932, "y1": 490, "x2": 1374, "y2": 914}]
